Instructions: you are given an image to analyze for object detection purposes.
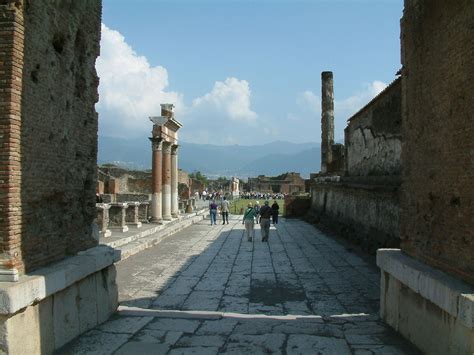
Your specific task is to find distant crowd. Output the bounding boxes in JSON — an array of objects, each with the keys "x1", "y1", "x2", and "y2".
[{"x1": 239, "y1": 192, "x2": 286, "y2": 200}]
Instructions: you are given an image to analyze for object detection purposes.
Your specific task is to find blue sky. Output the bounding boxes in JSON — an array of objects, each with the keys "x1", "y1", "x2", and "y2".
[{"x1": 98, "y1": 0, "x2": 403, "y2": 145}]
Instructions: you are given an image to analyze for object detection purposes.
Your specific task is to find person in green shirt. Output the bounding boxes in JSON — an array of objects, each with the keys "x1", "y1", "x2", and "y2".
[{"x1": 242, "y1": 202, "x2": 257, "y2": 242}]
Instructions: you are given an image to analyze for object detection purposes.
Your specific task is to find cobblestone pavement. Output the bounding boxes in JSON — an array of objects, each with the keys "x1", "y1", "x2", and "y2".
[{"x1": 61, "y1": 216, "x2": 419, "y2": 354}]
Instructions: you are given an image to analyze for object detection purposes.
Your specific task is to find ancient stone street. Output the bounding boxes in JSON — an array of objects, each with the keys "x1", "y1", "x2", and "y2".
[{"x1": 61, "y1": 217, "x2": 419, "y2": 354}]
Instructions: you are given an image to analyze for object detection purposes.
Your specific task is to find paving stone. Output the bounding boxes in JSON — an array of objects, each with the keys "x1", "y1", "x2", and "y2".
[
  {"x1": 146, "y1": 318, "x2": 201, "y2": 333},
  {"x1": 151, "y1": 294, "x2": 188, "y2": 310},
  {"x1": 176, "y1": 335, "x2": 226, "y2": 348},
  {"x1": 97, "y1": 316, "x2": 153, "y2": 334},
  {"x1": 196, "y1": 319, "x2": 238, "y2": 335},
  {"x1": 226, "y1": 333, "x2": 286, "y2": 353},
  {"x1": 58, "y1": 329, "x2": 130, "y2": 354},
  {"x1": 115, "y1": 341, "x2": 170, "y2": 355},
  {"x1": 286, "y1": 334, "x2": 351, "y2": 354},
  {"x1": 169, "y1": 346, "x2": 221, "y2": 354}
]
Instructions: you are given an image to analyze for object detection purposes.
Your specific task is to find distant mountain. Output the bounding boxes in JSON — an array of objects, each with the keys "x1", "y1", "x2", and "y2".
[{"x1": 98, "y1": 136, "x2": 321, "y2": 178}]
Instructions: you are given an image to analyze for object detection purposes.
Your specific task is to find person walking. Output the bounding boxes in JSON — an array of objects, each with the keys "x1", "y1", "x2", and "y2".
[
  {"x1": 271, "y1": 200, "x2": 280, "y2": 224},
  {"x1": 254, "y1": 201, "x2": 260, "y2": 224},
  {"x1": 221, "y1": 196, "x2": 230, "y2": 224},
  {"x1": 259, "y1": 201, "x2": 272, "y2": 242},
  {"x1": 242, "y1": 202, "x2": 257, "y2": 241},
  {"x1": 209, "y1": 200, "x2": 218, "y2": 225}
]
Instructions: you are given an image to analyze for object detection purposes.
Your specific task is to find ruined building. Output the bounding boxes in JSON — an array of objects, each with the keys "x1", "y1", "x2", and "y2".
[
  {"x1": 310, "y1": 0, "x2": 473, "y2": 352},
  {"x1": 247, "y1": 172, "x2": 306, "y2": 195},
  {"x1": 0, "y1": 1, "x2": 117, "y2": 353},
  {"x1": 310, "y1": 73, "x2": 402, "y2": 253}
]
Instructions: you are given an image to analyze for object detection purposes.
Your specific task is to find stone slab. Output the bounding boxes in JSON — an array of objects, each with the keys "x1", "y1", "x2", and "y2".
[{"x1": 377, "y1": 249, "x2": 474, "y2": 328}]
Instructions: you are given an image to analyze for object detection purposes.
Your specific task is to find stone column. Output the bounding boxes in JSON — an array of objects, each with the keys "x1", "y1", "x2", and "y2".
[
  {"x1": 150, "y1": 137, "x2": 163, "y2": 223},
  {"x1": 171, "y1": 144, "x2": 179, "y2": 218},
  {"x1": 162, "y1": 141, "x2": 172, "y2": 220},
  {"x1": 321, "y1": 71, "x2": 335, "y2": 174}
]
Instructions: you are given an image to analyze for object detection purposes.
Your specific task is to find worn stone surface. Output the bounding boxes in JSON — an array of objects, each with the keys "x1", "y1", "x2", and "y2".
[
  {"x1": 62, "y1": 217, "x2": 419, "y2": 354},
  {"x1": 400, "y1": 0, "x2": 474, "y2": 286}
]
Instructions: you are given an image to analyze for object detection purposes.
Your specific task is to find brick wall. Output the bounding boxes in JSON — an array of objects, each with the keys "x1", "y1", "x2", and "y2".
[
  {"x1": 400, "y1": 0, "x2": 474, "y2": 284},
  {"x1": 0, "y1": 1, "x2": 24, "y2": 272},
  {"x1": 345, "y1": 78, "x2": 401, "y2": 176},
  {"x1": 0, "y1": 0, "x2": 102, "y2": 273}
]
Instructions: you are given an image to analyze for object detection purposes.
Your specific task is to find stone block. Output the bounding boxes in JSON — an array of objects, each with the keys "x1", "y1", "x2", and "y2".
[
  {"x1": 77, "y1": 276, "x2": 99, "y2": 333},
  {"x1": 459, "y1": 294, "x2": 474, "y2": 329},
  {"x1": 0, "y1": 297, "x2": 54, "y2": 355},
  {"x1": 96, "y1": 265, "x2": 119, "y2": 324},
  {"x1": 53, "y1": 284, "x2": 81, "y2": 349}
]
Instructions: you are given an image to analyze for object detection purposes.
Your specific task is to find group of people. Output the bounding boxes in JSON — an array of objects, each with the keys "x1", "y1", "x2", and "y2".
[
  {"x1": 240, "y1": 192, "x2": 286, "y2": 200},
  {"x1": 208, "y1": 197, "x2": 230, "y2": 225},
  {"x1": 208, "y1": 198, "x2": 280, "y2": 243},
  {"x1": 242, "y1": 200, "x2": 279, "y2": 242}
]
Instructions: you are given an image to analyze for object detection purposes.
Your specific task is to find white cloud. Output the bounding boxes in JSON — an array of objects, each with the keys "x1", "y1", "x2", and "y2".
[
  {"x1": 96, "y1": 25, "x2": 259, "y2": 144},
  {"x1": 190, "y1": 77, "x2": 257, "y2": 122},
  {"x1": 96, "y1": 24, "x2": 182, "y2": 138}
]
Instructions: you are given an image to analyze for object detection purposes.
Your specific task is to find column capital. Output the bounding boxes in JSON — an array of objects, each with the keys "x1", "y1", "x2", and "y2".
[
  {"x1": 171, "y1": 144, "x2": 179, "y2": 155},
  {"x1": 149, "y1": 137, "x2": 163, "y2": 151},
  {"x1": 162, "y1": 141, "x2": 172, "y2": 154}
]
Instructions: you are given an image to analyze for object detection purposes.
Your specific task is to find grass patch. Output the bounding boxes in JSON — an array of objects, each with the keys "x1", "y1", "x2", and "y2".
[{"x1": 229, "y1": 198, "x2": 284, "y2": 215}]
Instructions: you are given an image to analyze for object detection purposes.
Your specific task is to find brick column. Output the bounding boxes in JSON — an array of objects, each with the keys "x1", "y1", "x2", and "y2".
[
  {"x1": 171, "y1": 144, "x2": 179, "y2": 218},
  {"x1": 149, "y1": 137, "x2": 163, "y2": 223},
  {"x1": 162, "y1": 141, "x2": 172, "y2": 220},
  {"x1": 321, "y1": 71, "x2": 334, "y2": 174},
  {"x1": 0, "y1": 2, "x2": 25, "y2": 281}
]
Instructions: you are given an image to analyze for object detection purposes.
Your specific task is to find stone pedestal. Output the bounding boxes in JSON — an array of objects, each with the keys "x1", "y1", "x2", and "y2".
[
  {"x1": 138, "y1": 202, "x2": 150, "y2": 222},
  {"x1": 108, "y1": 203, "x2": 129, "y2": 232},
  {"x1": 162, "y1": 142, "x2": 172, "y2": 221},
  {"x1": 377, "y1": 249, "x2": 474, "y2": 354},
  {"x1": 171, "y1": 145, "x2": 179, "y2": 218},
  {"x1": 125, "y1": 202, "x2": 142, "y2": 229},
  {"x1": 96, "y1": 203, "x2": 112, "y2": 238}
]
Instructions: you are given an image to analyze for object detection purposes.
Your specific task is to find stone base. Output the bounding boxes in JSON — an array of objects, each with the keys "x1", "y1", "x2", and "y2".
[
  {"x1": 129, "y1": 222, "x2": 142, "y2": 229},
  {"x1": 110, "y1": 225, "x2": 129, "y2": 233},
  {"x1": 377, "y1": 249, "x2": 474, "y2": 354},
  {"x1": 0, "y1": 268, "x2": 19, "y2": 282},
  {"x1": 100, "y1": 229, "x2": 112, "y2": 238},
  {"x1": 0, "y1": 246, "x2": 118, "y2": 354}
]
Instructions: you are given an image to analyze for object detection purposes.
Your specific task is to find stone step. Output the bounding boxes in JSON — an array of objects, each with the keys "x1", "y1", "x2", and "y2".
[{"x1": 104, "y1": 209, "x2": 208, "y2": 262}]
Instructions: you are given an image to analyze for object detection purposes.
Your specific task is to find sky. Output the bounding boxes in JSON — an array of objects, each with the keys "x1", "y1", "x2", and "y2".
[{"x1": 97, "y1": 0, "x2": 403, "y2": 145}]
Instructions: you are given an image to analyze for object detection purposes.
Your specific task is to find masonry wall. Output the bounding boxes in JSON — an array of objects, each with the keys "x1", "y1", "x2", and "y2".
[
  {"x1": 400, "y1": 0, "x2": 474, "y2": 285},
  {"x1": 6, "y1": 0, "x2": 102, "y2": 272},
  {"x1": 310, "y1": 179, "x2": 400, "y2": 253},
  {"x1": 345, "y1": 78, "x2": 401, "y2": 176}
]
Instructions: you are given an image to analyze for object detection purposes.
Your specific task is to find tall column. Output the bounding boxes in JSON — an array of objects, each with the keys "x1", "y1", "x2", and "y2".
[
  {"x1": 321, "y1": 71, "x2": 335, "y2": 174},
  {"x1": 162, "y1": 141, "x2": 172, "y2": 220},
  {"x1": 171, "y1": 144, "x2": 179, "y2": 218},
  {"x1": 149, "y1": 137, "x2": 163, "y2": 223}
]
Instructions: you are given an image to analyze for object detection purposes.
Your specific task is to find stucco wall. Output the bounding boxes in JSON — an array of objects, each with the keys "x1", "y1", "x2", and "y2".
[
  {"x1": 345, "y1": 78, "x2": 401, "y2": 176},
  {"x1": 310, "y1": 179, "x2": 400, "y2": 253}
]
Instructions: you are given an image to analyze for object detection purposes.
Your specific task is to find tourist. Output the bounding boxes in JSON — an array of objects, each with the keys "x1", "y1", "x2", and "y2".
[
  {"x1": 95, "y1": 192, "x2": 103, "y2": 203},
  {"x1": 221, "y1": 196, "x2": 230, "y2": 224},
  {"x1": 242, "y1": 202, "x2": 257, "y2": 241},
  {"x1": 209, "y1": 200, "x2": 218, "y2": 225},
  {"x1": 259, "y1": 201, "x2": 272, "y2": 242},
  {"x1": 271, "y1": 200, "x2": 280, "y2": 224},
  {"x1": 254, "y1": 201, "x2": 260, "y2": 224}
]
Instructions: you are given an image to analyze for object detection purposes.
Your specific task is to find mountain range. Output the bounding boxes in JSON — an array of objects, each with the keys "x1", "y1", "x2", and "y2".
[{"x1": 98, "y1": 136, "x2": 321, "y2": 178}]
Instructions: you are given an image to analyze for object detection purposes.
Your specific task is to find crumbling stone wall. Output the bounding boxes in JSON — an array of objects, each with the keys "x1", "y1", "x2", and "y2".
[
  {"x1": 345, "y1": 78, "x2": 401, "y2": 176},
  {"x1": 400, "y1": 0, "x2": 474, "y2": 285},
  {"x1": 0, "y1": 0, "x2": 102, "y2": 273},
  {"x1": 310, "y1": 178, "x2": 400, "y2": 253}
]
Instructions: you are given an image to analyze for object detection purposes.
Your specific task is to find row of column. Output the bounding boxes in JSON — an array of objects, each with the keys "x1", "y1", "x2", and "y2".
[{"x1": 150, "y1": 138, "x2": 179, "y2": 223}]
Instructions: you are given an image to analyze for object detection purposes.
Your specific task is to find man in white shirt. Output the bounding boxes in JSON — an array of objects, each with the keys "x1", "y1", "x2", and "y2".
[{"x1": 221, "y1": 196, "x2": 230, "y2": 224}]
